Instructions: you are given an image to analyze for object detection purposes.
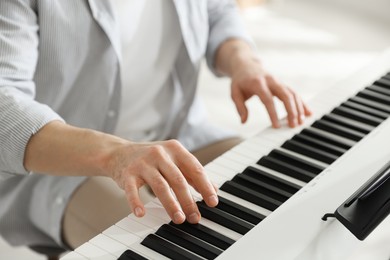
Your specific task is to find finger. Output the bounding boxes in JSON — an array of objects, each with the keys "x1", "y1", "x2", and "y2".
[
  {"x1": 292, "y1": 90, "x2": 305, "y2": 125},
  {"x1": 268, "y1": 80, "x2": 297, "y2": 128},
  {"x1": 165, "y1": 140, "x2": 219, "y2": 208},
  {"x1": 231, "y1": 84, "x2": 248, "y2": 123},
  {"x1": 159, "y1": 160, "x2": 201, "y2": 224},
  {"x1": 303, "y1": 101, "x2": 313, "y2": 117},
  {"x1": 181, "y1": 156, "x2": 219, "y2": 208},
  {"x1": 255, "y1": 78, "x2": 280, "y2": 128},
  {"x1": 124, "y1": 180, "x2": 145, "y2": 218},
  {"x1": 146, "y1": 171, "x2": 186, "y2": 224}
]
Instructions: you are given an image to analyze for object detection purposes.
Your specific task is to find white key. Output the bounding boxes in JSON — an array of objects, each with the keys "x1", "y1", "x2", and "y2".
[
  {"x1": 128, "y1": 240, "x2": 170, "y2": 260},
  {"x1": 223, "y1": 150, "x2": 256, "y2": 166},
  {"x1": 103, "y1": 225, "x2": 140, "y2": 247},
  {"x1": 212, "y1": 156, "x2": 246, "y2": 175},
  {"x1": 127, "y1": 201, "x2": 168, "y2": 231},
  {"x1": 115, "y1": 217, "x2": 153, "y2": 238},
  {"x1": 235, "y1": 141, "x2": 268, "y2": 155},
  {"x1": 207, "y1": 170, "x2": 227, "y2": 187},
  {"x1": 60, "y1": 251, "x2": 87, "y2": 260},
  {"x1": 75, "y1": 242, "x2": 116, "y2": 260},
  {"x1": 205, "y1": 163, "x2": 236, "y2": 178},
  {"x1": 230, "y1": 145, "x2": 260, "y2": 160},
  {"x1": 250, "y1": 137, "x2": 279, "y2": 150},
  {"x1": 89, "y1": 234, "x2": 129, "y2": 258}
]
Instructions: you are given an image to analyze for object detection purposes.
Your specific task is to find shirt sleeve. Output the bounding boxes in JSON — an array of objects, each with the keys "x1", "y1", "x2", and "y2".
[
  {"x1": 205, "y1": 0, "x2": 256, "y2": 76},
  {"x1": 0, "y1": 0, "x2": 64, "y2": 176}
]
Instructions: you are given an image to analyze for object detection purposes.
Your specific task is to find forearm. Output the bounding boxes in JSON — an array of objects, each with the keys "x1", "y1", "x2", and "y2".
[
  {"x1": 24, "y1": 121, "x2": 125, "y2": 177},
  {"x1": 215, "y1": 38, "x2": 259, "y2": 77}
]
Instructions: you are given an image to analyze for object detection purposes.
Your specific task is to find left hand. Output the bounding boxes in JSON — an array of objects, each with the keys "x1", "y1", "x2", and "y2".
[{"x1": 230, "y1": 57, "x2": 312, "y2": 128}]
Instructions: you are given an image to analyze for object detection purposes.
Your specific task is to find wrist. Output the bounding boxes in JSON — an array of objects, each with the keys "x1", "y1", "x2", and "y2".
[{"x1": 216, "y1": 38, "x2": 259, "y2": 77}]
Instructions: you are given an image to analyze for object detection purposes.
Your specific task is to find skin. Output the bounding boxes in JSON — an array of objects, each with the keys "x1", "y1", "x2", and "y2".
[{"x1": 24, "y1": 38, "x2": 312, "y2": 225}]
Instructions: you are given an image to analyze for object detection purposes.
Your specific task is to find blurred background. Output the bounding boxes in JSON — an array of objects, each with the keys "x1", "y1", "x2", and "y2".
[{"x1": 1, "y1": 0, "x2": 389, "y2": 258}]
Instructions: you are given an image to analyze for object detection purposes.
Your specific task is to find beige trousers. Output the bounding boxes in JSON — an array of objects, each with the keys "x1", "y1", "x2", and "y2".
[{"x1": 62, "y1": 137, "x2": 242, "y2": 248}]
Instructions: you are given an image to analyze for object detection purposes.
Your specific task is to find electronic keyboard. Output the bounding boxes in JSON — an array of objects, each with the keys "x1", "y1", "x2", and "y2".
[{"x1": 62, "y1": 48, "x2": 390, "y2": 260}]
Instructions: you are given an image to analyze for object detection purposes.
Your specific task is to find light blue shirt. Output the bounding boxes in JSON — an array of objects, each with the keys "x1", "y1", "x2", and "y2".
[{"x1": 0, "y1": 0, "x2": 252, "y2": 251}]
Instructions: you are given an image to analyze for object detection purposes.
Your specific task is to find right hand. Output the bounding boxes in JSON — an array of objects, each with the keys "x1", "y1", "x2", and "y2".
[{"x1": 105, "y1": 139, "x2": 219, "y2": 224}]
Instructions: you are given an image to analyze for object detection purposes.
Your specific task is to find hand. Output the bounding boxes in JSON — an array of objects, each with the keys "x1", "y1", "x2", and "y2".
[
  {"x1": 105, "y1": 139, "x2": 218, "y2": 224},
  {"x1": 230, "y1": 58, "x2": 312, "y2": 128},
  {"x1": 215, "y1": 39, "x2": 312, "y2": 128}
]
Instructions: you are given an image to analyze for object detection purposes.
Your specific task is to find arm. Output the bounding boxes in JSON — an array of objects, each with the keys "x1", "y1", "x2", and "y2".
[
  {"x1": 215, "y1": 39, "x2": 312, "y2": 128},
  {"x1": 24, "y1": 121, "x2": 218, "y2": 224}
]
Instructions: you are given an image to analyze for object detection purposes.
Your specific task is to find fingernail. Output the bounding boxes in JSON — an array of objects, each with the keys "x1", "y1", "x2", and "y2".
[
  {"x1": 134, "y1": 207, "x2": 143, "y2": 217},
  {"x1": 188, "y1": 212, "x2": 199, "y2": 223},
  {"x1": 173, "y1": 211, "x2": 185, "y2": 223},
  {"x1": 208, "y1": 195, "x2": 219, "y2": 206}
]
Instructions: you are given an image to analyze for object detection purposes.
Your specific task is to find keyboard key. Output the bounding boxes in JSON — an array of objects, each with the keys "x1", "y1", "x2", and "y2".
[
  {"x1": 349, "y1": 96, "x2": 390, "y2": 114},
  {"x1": 231, "y1": 174, "x2": 291, "y2": 202},
  {"x1": 118, "y1": 250, "x2": 148, "y2": 260},
  {"x1": 282, "y1": 139, "x2": 338, "y2": 164},
  {"x1": 374, "y1": 77, "x2": 390, "y2": 88},
  {"x1": 341, "y1": 100, "x2": 389, "y2": 120},
  {"x1": 312, "y1": 119, "x2": 365, "y2": 141},
  {"x1": 156, "y1": 224, "x2": 223, "y2": 259},
  {"x1": 332, "y1": 106, "x2": 382, "y2": 126},
  {"x1": 242, "y1": 166, "x2": 300, "y2": 195},
  {"x1": 196, "y1": 201, "x2": 255, "y2": 235},
  {"x1": 368, "y1": 85, "x2": 390, "y2": 96},
  {"x1": 293, "y1": 132, "x2": 347, "y2": 156},
  {"x1": 216, "y1": 196, "x2": 265, "y2": 225},
  {"x1": 221, "y1": 181, "x2": 281, "y2": 211},
  {"x1": 357, "y1": 89, "x2": 390, "y2": 106},
  {"x1": 141, "y1": 234, "x2": 203, "y2": 260},
  {"x1": 169, "y1": 221, "x2": 235, "y2": 250},
  {"x1": 325, "y1": 113, "x2": 374, "y2": 134}
]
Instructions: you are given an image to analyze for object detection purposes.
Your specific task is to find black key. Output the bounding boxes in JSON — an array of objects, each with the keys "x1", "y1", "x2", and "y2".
[
  {"x1": 257, "y1": 156, "x2": 315, "y2": 182},
  {"x1": 216, "y1": 196, "x2": 265, "y2": 225},
  {"x1": 141, "y1": 234, "x2": 203, "y2": 260},
  {"x1": 156, "y1": 224, "x2": 222, "y2": 259},
  {"x1": 357, "y1": 89, "x2": 390, "y2": 106},
  {"x1": 118, "y1": 249, "x2": 148, "y2": 260},
  {"x1": 343, "y1": 100, "x2": 389, "y2": 120},
  {"x1": 324, "y1": 114, "x2": 373, "y2": 134},
  {"x1": 231, "y1": 174, "x2": 291, "y2": 202},
  {"x1": 374, "y1": 78, "x2": 390, "y2": 88},
  {"x1": 332, "y1": 106, "x2": 382, "y2": 127},
  {"x1": 384, "y1": 74, "x2": 390, "y2": 81},
  {"x1": 221, "y1": 181, "x2": 281, "y2": 211},
  {"x1": 312, "y1": 119, "x2": 365, "y2": 141},
  {"x1": 368, "y1": 85, "x2": 390, "y2": 97},
  {"x1": 196, "y1": 201, "x2": 254, "y2": 235},
  {"x1": 169, "y1": 221, "x2": 234, "y2": 250},
  {"x1": 242, "y1": 166, "x2": 301, "y2": 194},
  {"x1": 282, "y1": 139, "x2": 338, "y2": 164},
  {"x1": 349, "y1": 96, "x2": 390, "y2": 114},
  {"x1": 267, "y1": 149, "x2": 325, "y2": 174},
  {"x1": 293, "y1": 132, "x2": 347, "y2": 156},
  {"x1": 302, "y1": 128, "x2": 355, "y2": 149}
]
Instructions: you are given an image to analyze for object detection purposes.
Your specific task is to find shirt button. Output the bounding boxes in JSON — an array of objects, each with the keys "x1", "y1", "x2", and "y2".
[{"x1": 107, "y1": 110, "x2": 116, "y2": 118}]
